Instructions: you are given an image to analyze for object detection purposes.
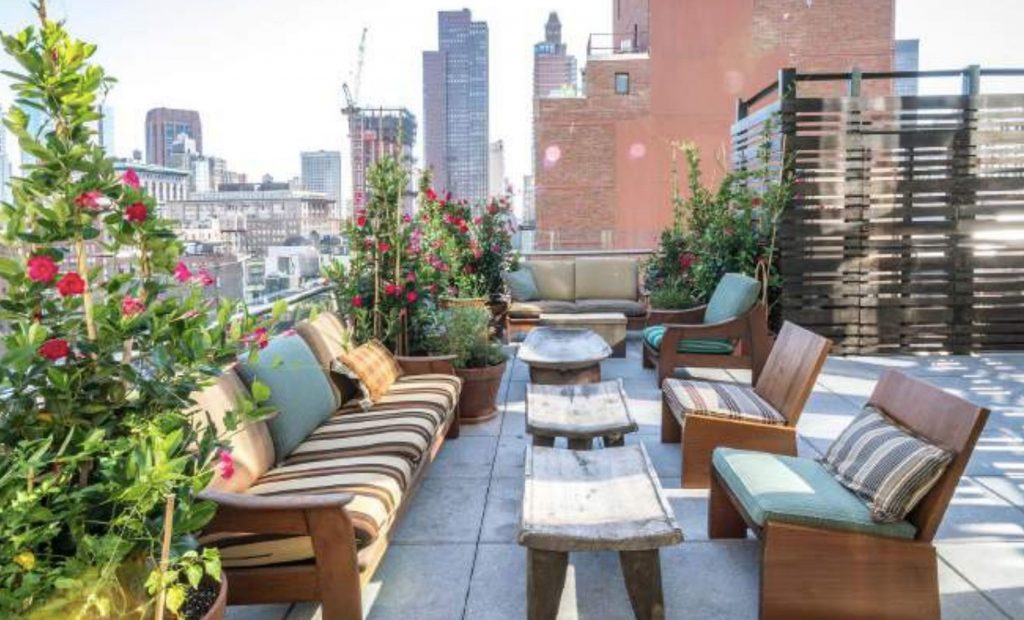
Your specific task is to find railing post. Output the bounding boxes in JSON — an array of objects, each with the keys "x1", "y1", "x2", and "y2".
[
  {"x1": 735, "y1": 97, "x2": 749, "y2": 122},
  {"x1": 952, "y1": 64, "x2": 980, "y2": 352},
  {"x1": 848, "y1": 67, "x2": 862, "y2": 96},
  {"x1": 962, "y1": 64, "x2": 981, "y2": 95},
  {"x1": 778, "y1": 67, "x2": 797, "y2": 101}
]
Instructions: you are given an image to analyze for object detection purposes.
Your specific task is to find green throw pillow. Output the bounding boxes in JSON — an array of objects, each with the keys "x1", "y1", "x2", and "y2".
[
  {"x1": 241, "y1": 333, "x2": 337, "y2": 461},
  {"x1": 505, "y1": 268, "x2": 540, "y2": 301}
]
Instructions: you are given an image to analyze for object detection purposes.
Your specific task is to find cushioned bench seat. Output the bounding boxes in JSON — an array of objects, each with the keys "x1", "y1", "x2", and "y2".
[
  {"x1": 642, "y1": 325, "x2": 734, "y2": 354},
  {"x1": 664, "y1": 379, "x2": 787, "y2": 426},
  {"x1": 712, "y1": 447, "x2": 917, "y2": 540},
  {"x1": 509, "y1": 299, "x2": 647, "y2": 319}
]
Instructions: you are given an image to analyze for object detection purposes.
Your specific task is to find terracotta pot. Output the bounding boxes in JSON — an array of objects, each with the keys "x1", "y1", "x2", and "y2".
[
  {"x1": 455, "y1": 360, "x2": 506, "y2": 423},
  {"x1": 196, "y1": 573, "x2": 228, "y2": 620}
]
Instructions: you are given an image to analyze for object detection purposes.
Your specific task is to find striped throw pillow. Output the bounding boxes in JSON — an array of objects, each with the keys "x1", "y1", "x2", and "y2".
[
  {"x1": 821, "y1": 405, "x2": 955, "y2": 523},
  {"x1": 334, "y1": 340, "x2": 404, "y2": 409}
]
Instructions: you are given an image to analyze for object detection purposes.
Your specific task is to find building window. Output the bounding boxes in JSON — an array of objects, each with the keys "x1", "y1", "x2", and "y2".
[{"x1": 614, "y1": 72, "x2": 630, "y2": 95}]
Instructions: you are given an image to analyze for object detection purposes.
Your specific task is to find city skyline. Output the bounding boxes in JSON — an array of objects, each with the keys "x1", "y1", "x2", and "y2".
[{"x1": 0, "y1": 0, "x2": 1023, "y2": 203}]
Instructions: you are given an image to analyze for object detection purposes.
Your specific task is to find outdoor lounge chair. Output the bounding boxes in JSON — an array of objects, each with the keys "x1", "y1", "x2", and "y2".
[
  {"x1": 661, "y1": 321, "x2": 831, "y2": 488},
  {"x1": 642, "y1": 272, "x2": 773, "y2": 387},
  {"x1": 708, "y1": 369, "x2": 989, "y2": 620}
]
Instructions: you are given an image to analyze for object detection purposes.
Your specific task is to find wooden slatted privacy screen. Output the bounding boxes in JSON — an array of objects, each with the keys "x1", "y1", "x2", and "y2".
[{"x1": 733, "y1": 67, "x2": 1024, "y2": 354}]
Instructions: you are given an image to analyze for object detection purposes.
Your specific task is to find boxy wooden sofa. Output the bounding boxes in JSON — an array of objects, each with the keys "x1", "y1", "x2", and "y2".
[{"x1": 195, "y1": 312, "x2": 461, "y2": 620}]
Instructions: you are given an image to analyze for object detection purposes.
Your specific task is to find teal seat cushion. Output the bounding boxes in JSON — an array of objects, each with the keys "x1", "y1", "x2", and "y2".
[
  {"x1": 712, "y1": 447, "x2": 918, "y2": 540},
  {"x1": 704, "y1": 273, "x2": 760, "y2": 325},
  {"x1": 241, "y1": 333, "x2": 337, "y2": 461},
  {"x1": 505, "y1": 268, "x2": 540, "y2": 301},
  {"x1": 642, "y1": 325, "x2": 734, "y2": 355}
]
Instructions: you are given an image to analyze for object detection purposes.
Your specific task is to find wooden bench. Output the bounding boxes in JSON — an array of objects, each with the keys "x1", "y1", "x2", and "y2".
[
  {"x1": 526, "y1": 379, "x2": 637, "y2": 449},
  {"x1": 519, "y1": 444, "x2": 682, "y2": 620}
]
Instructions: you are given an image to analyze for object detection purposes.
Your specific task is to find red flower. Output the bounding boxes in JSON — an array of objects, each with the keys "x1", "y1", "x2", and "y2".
[
  {"x1": 196, "y1": 269, "x2": 215, "y2": 287},
  {"x1": 378, "y1": 241, "x2": 391, "y2": 254},
  {"x1": 751, "y1": 197, "x2": 763, "y2": 207},
  {"x1": 38, "y1": 338, "x2": 70, "y2": 361},
  {"x1": 244, "y1": 327, "x2": 269, "y2": 349},
  {"x1": 458, "y1": 223, "x2": 469, "y2": 234},
  {"x1": 464, "y1": 264, "x2": 476, "y2": 274},
  {"x1": 679, "y1": 252, "x2": 697, "y2": 271},
  {"x1": 56, "y1": 273, "x2": 85, "y2": 297},
  {"x1": 124, "y1": 202, "x2": 147, "y2": 223},
  {"x1": 27, "y1": 255, "x2": 58, "y2": 283},
  {"x1": 487, "y1": 204, "x2": 499, "y2": 215},
  {"x1": 73, "y1": 190, "x2": 104, "y2": 211},
  {"x1": 473, "y1": 216, "x2": 483, "y2": 225},
  {"x1": 216, "y1": 449, "x2": 235, "y2": 480},
  {"x1": 426, "y1": 187, "x2": 438, "y2": 202},
  {"x1": 384, "y1": 283, "x2": 401, "y2": 297},
  {"x1": 356, "y1": 214, "x2": 367, "y2": 227},
  {"x1": 121, "y1": 295, "x2": 145, "y2": 317},
  {"x1": 402, "y1": 213, "x2": 412, "y2": 224},
  {"x1": 173, "y1": 262, "x2": 192, "y2": 283},
  {"x1": 406, "y1": 290, "x2": 418, "y2": 303},
  {"x1": 122, "y1": 168, "x2": 141, "y2": 189},
  {"x1": 352, "y1": 295, "x2": 364, "y2": 307}
]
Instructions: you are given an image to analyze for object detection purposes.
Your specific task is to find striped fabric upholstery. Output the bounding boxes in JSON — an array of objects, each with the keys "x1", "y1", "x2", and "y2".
[
  {"x1": 209, "y1": 453, "x2": 414, "y2": 567},
  {"x1": 341, "y1": 373, "x2": 462, "y2": 415},
  {"x1": 821, "y1": 405, "x2": 955, "y2": 523},
  {"x1": 288, "y1": 408, "x2": 443, "y2": 463},
  {"x1": 664, "y1": 379, "x2": 786, "y2": 425},
  {"x1": 336, "y1": 340, "x2": 404, "y2": 406}
]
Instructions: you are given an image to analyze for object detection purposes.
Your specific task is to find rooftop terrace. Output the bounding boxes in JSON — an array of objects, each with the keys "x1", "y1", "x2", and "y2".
[{"x1": 227, "y1": 335, "x2": 1024, "y2": 620}]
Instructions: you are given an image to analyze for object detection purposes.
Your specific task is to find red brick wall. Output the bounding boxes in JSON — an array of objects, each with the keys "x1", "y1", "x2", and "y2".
[{"x1": 534, "y1": 0, "x2": 895, "y2": 250}]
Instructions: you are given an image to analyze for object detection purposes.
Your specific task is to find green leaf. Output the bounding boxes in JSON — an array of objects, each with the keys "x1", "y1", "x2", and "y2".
[
  {"x1": 185, "y1": 563, "x2": 203, "y2": 589},
  {"x1": 165, "y1": 584, "x2": 186, "y2": 613},
  {"x1": 251, "y1": 379, "x2": 271, "y2": 403}
]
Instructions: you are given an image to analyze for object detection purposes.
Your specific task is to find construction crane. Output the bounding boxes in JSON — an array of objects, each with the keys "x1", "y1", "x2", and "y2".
[{"x1": 342, "y1": 27, "x2": 368, "y2": 209}]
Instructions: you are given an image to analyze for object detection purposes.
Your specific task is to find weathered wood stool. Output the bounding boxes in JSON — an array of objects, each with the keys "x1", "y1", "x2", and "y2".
[
  {"x1": 518, "y1": 326, "x2": 612, "y2": 385},
  {"x1": 518, "y1": 444, "x2": 683, "y2": 620},
  {"x1": 526, "y1": 379, "x2": 638, "y2": 449}
]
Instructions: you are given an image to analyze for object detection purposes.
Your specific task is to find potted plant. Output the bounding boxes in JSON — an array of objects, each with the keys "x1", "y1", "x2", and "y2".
[
  {"x1": 424, "y1": 306, "x2": 507, "y2": 422},
  {"x1": 418, "y1": 183, "x2": 489, "y2": 309},
  {"x1": 0, "y1": 5, "x2": 270, "y2": 618},
  {"x1": 473, "y1": 194, "x2": 519, "y2": 339}
]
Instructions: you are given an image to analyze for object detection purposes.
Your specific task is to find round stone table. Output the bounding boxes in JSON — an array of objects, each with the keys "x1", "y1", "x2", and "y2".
[{"x1": 518, "y1": 327, "x2": 612, "y2": 385}]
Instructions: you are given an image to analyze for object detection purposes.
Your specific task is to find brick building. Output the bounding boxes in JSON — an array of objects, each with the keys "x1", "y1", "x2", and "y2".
[{"x1": 535, "y1": 0, "x2": 895, "y2": 250}]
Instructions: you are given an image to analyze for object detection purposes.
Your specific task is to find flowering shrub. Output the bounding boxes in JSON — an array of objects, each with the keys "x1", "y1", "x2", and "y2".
[
  {"x1": 419, "y1": 185, "x2": 486, "y2": 298},
  {"x1": 0, "y1": 7, "x2": 271, "y2": 618},
  {"x1": 644, "y1": 141, "x2": 790, "y2": 310},
  {"x1": 474, "y1": 194, "x2": 519, "y2": 299}
]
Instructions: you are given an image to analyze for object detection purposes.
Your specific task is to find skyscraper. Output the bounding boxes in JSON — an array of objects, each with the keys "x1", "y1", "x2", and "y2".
[
  {"x1": 423, "y1": 9, "x2": 489, "y2": 203},
  {"x1": 145, "y1": 108, "x2": 202, "y2": 166},
  {"x1": 301, "y1": 150, "x2": 343, "y2": 219},
  {"x1": 533, "y1": 12, "x2": 578, "y2": 98}
]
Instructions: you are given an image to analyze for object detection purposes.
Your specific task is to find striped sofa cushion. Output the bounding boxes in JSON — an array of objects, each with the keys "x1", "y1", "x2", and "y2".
[
  {"x1": 664, "y1": 379, "x2": 786, "y2": 425},
  {"x1": 208, "y1": 453, "x2": 414, "y2": 567},
  {"x1": 289, "y1": 408, "x2": 442, "y2": 463},
  {"x1": 821, "y1": 405, "x2": 955, "y2": 523}
]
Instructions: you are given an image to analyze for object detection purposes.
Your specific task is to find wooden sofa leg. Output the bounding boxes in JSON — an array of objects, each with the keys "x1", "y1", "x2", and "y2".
[
  {"x1": 308, "y1": 508, "x2": 363, "y2": 620},
  {"x1": 708, "y1": 469, "x2": 747, "y2": 539},
  {"x1": 661, "y1": 401, "x2": 681, "y2": 444},
  {"x1": 761, "y1": 522, "x2": 940, "y2": 620},
  {"x1": 682, "y1": 416, "x2": 797, "y2": 489}
]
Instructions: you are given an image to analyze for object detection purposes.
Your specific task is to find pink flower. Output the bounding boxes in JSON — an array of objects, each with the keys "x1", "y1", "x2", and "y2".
[
  {"x1": 56, "y1": 272, "x2": 85, "y2": 297},
  {"x1": 27, "y1": 255, "x2": 59, "y2": 283},
  {"x1": 122, "y1": 168, "x2": 141, "y2": 189},
  {"x1": 426, "y1": 187, "x2": 438, "y2": 202},
  {"x1": 356, "y1": 214, "x2": 367, "y2": 228},
  {"x1": 124, "y1": 202, "x2": 147, "y2": 223},
  {"x1": 73, "y1": 190, "x2": 104, "y2": 211},
  {"x1": 490, "y1": 243, "x2": 501, "y2": 253},
  {"x1": 352, "y1": 295, "x2": 364, "y2": 308},
  {"x1": 243, "y1": 327, "x2": 269, "y2": 349},
  {"x1": 428, "y1": 284, "x2": 438, "y2": 295},
  {"x1": 173, "y1": 262, "x2": 192, "y2": 283},
  {"x1": 406, "y1": 272, "x2": 417, "y2": 283},
  {"x1": 472, "y1": 247, "x2": 483, "y2": 259},
  {"x1": 38, "y1": 338, "x2": 70, "y2": 361},
  {"x1": 378, "y1": 241, "x2": 391, "y2": 254},
  {"x1": 121, "y1": 295, "x2": 145, "y2": 317},
  {"x1": 196, "y1": 269, "x2": 215, "y2": 287},
  {"x1": 216, "y1": 449, "x2": 235, "y2": 480},
  {"x1": 473, "y1": 216, "x2": 483, "y2": 225},
  {"x1": 402, "y1": 213, "x2": 412, "y2": 224},
  {"x1": 406, "y1": 290, "x2": 418, "y2": 303}
]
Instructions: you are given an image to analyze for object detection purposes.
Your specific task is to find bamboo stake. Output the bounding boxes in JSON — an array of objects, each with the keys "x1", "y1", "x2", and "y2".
[
  {"x1": 75, "y1": 238, "x2": 97, "y2": 341},
  {"x1": 153, "y1": 494, "x2": 175, "y2": 620}
]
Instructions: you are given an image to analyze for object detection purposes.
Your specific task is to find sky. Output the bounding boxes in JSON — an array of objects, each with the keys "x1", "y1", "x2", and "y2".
[{"x1": 1, "y1": 0, "x2": 1023, "y2": 206}]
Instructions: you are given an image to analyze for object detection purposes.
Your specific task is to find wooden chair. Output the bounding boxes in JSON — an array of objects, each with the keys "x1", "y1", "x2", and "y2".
[
  {"x1": 661, "y1": 321, "x2": 832, "y2": 487},
  {"x1": 709, "y1": 370, "x2": 990, "y2": 619},
  {"x1": 642, "y1": 273, "x2": 773, "y2": 386}
]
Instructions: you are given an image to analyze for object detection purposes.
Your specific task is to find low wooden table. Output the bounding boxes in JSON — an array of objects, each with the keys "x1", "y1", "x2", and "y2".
[
  {"x1": 518, "y1": 327, "x2": 612, "y2": 385},
  {"x1": 519, "y1": 444, "x2": 683, "y2": 620},
  {"x1": 526, "y1": 379, "x2": 637, "y2": 449},
  {"x1": 539, "y1": 312, "x2": 628, "y2": 357}
]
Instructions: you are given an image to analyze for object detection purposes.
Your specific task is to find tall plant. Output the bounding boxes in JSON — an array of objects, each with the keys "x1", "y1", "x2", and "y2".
[
  {"x1": 0, "y1": 4, "x2": 269, "y2": 617},
  {"x1": 473, "y1": 194, "x2": 519, "y2": 299}
]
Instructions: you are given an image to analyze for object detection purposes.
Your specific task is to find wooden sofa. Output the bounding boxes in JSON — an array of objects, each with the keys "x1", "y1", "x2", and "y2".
[
  {"x1": 196, "y1": 312, "x2": 460, "y2": 620},
  {"x1": 506, "y1": 256, "x2": 648, "y2": 339},
  {"x1": 709, "y1": 370, "x2": 990, "y2": 619}
]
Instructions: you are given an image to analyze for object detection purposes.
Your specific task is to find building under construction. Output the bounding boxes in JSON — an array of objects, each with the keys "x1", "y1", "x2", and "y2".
[{"x1": 346, "y1": 107, "x2": 416, "y2": 213}]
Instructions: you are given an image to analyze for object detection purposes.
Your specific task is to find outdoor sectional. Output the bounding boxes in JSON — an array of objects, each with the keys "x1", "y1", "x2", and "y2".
[{"x1": 196, "y1": 312, "x2": 461, "y2": 620}]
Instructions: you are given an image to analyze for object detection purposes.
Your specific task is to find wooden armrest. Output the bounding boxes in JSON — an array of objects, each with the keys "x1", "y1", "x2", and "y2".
[
  {"x1": 397, "y1": 354, "x2": 457, "y2": 376},
  {"x1": 661, "y1": 315, "x2": 750, "y2": 342},
  {"x1": 647, "y1": 305, "x2": 706, "y2": 326},
  {"x1": 200, "y1": 489, "x2": 354, "y2": 511}
]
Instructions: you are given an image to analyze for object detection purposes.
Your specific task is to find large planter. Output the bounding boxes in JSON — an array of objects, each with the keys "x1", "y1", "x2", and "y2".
[
  {"x1": 199, "y1": 573, "x2": 228, "y2": 620},
  {"x1": 455, "y1": 359, "x2": 506, "y2": 423},
  {"x1": 440, "y1": 296, "x2": 488, "y2": 310}
]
